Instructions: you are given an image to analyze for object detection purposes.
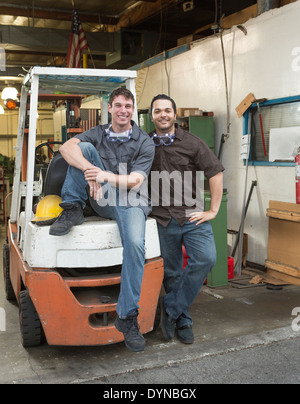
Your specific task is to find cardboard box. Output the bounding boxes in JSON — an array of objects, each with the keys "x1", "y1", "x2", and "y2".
[
  {"x1": 265, "y1": 200, "x2": 300, "y2": 285},
  {"x1": 177, "y1": 108, "x2": 202, "y2": 118},
  {"x1": 183, "y1": 109, "x2": 203, "y2": 117}
]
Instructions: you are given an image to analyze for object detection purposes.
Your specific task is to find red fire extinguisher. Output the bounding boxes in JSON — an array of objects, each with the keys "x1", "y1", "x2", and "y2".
[{"x1": 296, "y1": 147, "x2": 300, "y2": 204}]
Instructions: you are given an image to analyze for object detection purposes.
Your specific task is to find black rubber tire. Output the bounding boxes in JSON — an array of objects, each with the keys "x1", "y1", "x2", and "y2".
[
  {"x1": 19, "y1": 290, "x2": 42, "y2": 348},
  {"x1": 2, "y1": 244, "x2": 16, "y2": 301}
]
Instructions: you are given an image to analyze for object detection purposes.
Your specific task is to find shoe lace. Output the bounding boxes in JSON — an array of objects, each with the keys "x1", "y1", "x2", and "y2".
[
  {"x1": 56, "y1": 209, "x2": 76, "y2": 222},
  {"x1": 124, "y1": 316, "x2": 141, "y2": 338}
]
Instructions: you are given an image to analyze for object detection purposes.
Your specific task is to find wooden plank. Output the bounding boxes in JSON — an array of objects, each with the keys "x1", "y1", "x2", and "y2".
[
  {"x1": 281, "y1": 0, "x2": 297, "y2": 5},
  {"x1": 235, "y1": 93, "x2": 255, "y2": 118},
  {"x1": 0, "y1": 6, "x2": 117, "y2": 25},
  {"x1": 116, "y1": 0, "x2": 176, "y2": 29},
  {"x1": 269, "y1": 200, "x2": 300, "y2": 213},
  {"x1": 267, "y1": 268, "x2": 300, "y2": 286},
  {"x1": 222, "y1": 4, "x2": 258, "y2": 29},
  {"x1": 267, "y1": 209, "x2": 300, "y2": 222},
  {"x1": 266, "y1": 260, "x2": 300, "y2": 278},
  {"x1": 267, "y1": 201, "x2": 300, "y2": 222}
]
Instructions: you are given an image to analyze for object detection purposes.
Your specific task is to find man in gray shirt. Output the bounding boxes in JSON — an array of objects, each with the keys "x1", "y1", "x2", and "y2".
[{"x1": 49, "y1": 88, "x2": 155, "y2": 352}]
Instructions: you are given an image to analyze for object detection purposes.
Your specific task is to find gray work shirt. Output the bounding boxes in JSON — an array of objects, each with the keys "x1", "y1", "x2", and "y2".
[{"x1": 75, "y1": 121, "x2": 155, "y2": 216}]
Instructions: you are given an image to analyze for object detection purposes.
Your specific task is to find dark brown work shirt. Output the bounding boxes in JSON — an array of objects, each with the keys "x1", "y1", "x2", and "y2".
[{"x1": 149, "y1": 124, "x2": 224, "y2": 227}]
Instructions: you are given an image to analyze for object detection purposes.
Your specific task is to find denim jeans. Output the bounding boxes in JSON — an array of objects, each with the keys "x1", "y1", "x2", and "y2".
[
  {"x1": 157, "y1": 217, "x2": 216, "y2": 328},
  {"x1": 61, "y1": 142, "x2": 146, "y2": 319}
]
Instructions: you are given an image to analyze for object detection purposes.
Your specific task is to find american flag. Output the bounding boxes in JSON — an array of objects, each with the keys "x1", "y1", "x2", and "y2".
[{"x1": 66, "y1": 7, "x2": 89, "y2": 68}]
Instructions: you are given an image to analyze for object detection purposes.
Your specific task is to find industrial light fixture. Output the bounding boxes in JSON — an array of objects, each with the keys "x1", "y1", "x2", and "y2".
[
  {"x1": 5, "y1": 99, "x2": 20, "y2": 110},
  {"x1": 1, "y1": 86, "x2": 18, "y2": 101},
  {"x1": 182, "y1": 0, "x2": 194, "y2": 12}
]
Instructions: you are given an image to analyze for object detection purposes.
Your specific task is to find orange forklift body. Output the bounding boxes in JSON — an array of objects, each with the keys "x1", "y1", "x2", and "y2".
[{"x1": 8, "y1": 221, "x2": 164, "y2": 346}]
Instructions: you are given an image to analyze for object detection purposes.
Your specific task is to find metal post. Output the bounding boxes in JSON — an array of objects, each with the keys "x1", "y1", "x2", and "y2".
[
  {"x1": 23, "y1": 73, "x2": 39, "y2": 261},
  {"x1": 235, "y1": 111, "x2": 252, "y2": 276},
  {"x1": 10, "y1": 86, "x2": 28, "y2": 223},
  {"x1": 101, "y1": 95, "x2": 109, "y2": 125},
  {"x1": 232, "y1": 180, "x2": 257, "y2": 258},
  {"x1": 126, "y1": 77, "x2": 138, "y2": 124}
]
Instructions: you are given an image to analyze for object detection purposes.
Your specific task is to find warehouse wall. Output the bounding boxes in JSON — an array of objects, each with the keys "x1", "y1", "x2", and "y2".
[
  {"x1": 0, "y1": 111, "x2": 18, "y2": 158},
  {"x1": 0, "y1": 107, "x2": 54, "y2": 159},
  {"x1": 137, "y1": 1, "x2": 300, "y2": 265}
]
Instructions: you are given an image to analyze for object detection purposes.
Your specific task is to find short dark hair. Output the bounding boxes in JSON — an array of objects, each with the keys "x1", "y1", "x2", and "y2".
[
  {"x1": 109, "y1": 87, "x2": 135, "y2": 107},
  {"x1": 150, "y1": 94, "x2": 177, "y2": 114}
]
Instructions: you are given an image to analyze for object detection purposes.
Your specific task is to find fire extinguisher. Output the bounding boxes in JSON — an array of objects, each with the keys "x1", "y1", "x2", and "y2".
[{"x1": 296, "y1": 147, "x2": 300, "y2": 204}]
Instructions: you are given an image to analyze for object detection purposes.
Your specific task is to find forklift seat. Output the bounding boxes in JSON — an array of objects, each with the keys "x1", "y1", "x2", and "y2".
[{"x1": 44, "y1": 152, "x2": 69, "y2": 196}]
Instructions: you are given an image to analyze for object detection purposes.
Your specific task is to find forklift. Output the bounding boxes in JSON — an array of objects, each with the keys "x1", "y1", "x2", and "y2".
[{"x1": 2, "y1": 66, "x2": 163, "y2": 347}]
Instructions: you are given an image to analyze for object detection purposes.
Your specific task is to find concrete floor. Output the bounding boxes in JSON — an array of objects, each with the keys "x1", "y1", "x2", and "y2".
[{"x1": 1, "y1": 223, "x2": 300, "y2": 384}]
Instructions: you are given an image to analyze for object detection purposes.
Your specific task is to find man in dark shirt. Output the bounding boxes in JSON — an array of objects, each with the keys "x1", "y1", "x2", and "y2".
[
  {"x1": 149, "y1": 94, "x2": 224, "y2": 344},
  {"x1": 49, "y1": 88, "x2": 155, "y2": 352}
]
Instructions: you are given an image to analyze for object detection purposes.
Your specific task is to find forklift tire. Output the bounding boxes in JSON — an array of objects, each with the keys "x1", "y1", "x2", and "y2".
[
  {"x1": 19, "y1": 290, "x2": 42, "y2": 348},
  {"x1": 2, "y1": 244, "x2": 16, "y2": 301}
]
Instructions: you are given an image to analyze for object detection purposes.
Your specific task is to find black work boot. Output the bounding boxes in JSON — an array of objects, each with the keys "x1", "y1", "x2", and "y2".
[
  {"x1": 49, "y1": 202, "x2": 84, "y2": 236},
  {"x1": 160, "y1": 296, "x2": 176, "y2": 341},
  {"x1": 177, "y1": 325, "x2": 194, "y2": 344},
  {"x1": 115, "y1": 311, "x2": 146, "y2": 352}
]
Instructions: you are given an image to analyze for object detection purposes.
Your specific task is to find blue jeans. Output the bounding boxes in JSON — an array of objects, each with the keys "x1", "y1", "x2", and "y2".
[
  {"x1": 61, "y1": 142, "x2": 146, "y2": 319},
  {"x1": 157, "y1": 217, "x2": 216, "y2": 328}
]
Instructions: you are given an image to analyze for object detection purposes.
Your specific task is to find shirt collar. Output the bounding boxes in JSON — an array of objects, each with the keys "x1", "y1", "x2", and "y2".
[
  {"x1": 174, "y1": 123, "x2": 184, "y2": 141},
  {"x1": 149, "y1": 124, "x2": 184, "y2": 141},
  {"x1": 130, "y1": 121, "x2": 140, "y2": 141}
]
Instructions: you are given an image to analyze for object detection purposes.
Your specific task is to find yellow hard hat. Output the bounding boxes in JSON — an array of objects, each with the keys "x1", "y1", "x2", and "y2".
[{"x1": 31, "y1": 195, "x2": 63, "y2": 226}]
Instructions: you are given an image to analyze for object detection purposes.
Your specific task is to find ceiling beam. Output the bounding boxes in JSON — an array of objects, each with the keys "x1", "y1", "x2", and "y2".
[
  {"x1": 0, "y1": 25, "x2": 115, "y2": 54},
  {"x1": 194, "y1": 4, "x2": 258, "y2": 34},
  {"x1": 0, "y1": 5, "x2": 118, "y2": 26},
  {"x1": 115, "y1": 0, "x2": 177, "y2": 29},
  {"x1": 0, "y1": 67, "x2": 27, "y2": 77},
  {"x1": 4, "y1": 49, "x2": 106, "y2": 60}
]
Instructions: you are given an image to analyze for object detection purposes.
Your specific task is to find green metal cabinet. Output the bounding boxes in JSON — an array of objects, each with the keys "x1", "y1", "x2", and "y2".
[
  {"x1": 205, "y1": 192, "x2": 228, "y2": 288},
  {"x1": 189, "y1": 116, "x2": 215, "y2": 153},
  {"x1": 191, "y1": 117, "x2": 227, "y2": 287},
  {"x1": 139, "y1": 113, "x2": 155, "y2": 133}
]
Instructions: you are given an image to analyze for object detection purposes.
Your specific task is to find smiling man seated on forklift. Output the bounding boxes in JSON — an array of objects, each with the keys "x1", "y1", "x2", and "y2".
[{"x1": 49, "y1": 87, "x2": 155, "y2": 352}]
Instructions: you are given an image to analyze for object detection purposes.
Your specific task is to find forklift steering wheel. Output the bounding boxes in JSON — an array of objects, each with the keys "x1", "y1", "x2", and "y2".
[{"x1": 35, "y1": 141, "x2": 63, "y2": 167}]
